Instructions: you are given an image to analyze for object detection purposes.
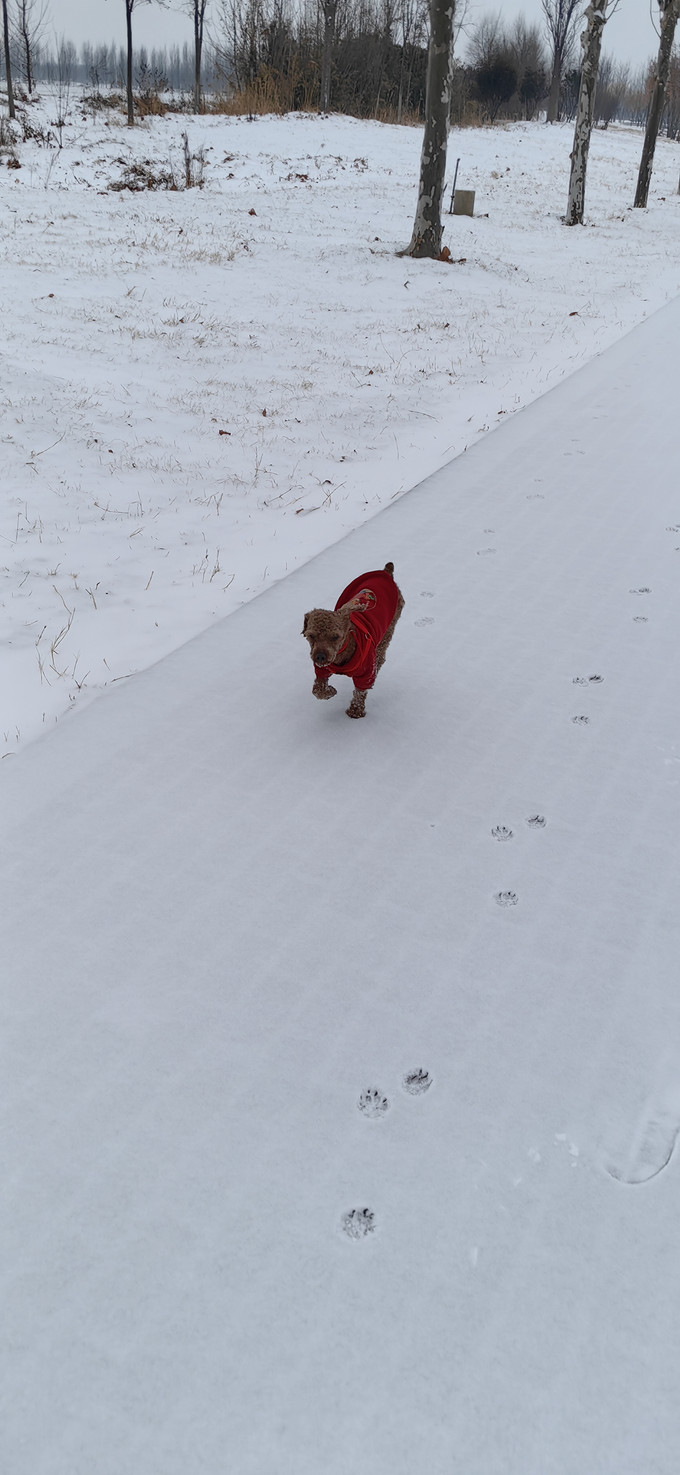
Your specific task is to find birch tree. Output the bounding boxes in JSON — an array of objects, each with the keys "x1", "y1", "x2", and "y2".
[
  {"x1": 565, "y1": 0, "x2": 618, "y2": 225},
  {"x1": 1, "y1": 0, "x2": 15, "y2": 118},
  {"x1": 541, "y1": 0, "x2": 582, "y2": 122},
  {"x1": 634, "y1": 0, "x2": 680, "y2": 208},
  {"x1": 403, "y1": 0, "x2": 455, "y2": 258}
]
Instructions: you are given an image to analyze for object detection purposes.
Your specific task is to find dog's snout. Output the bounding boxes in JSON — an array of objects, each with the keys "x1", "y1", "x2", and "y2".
[{"x1": 313, "y1": 649, "x2": 327, "y2": 666}]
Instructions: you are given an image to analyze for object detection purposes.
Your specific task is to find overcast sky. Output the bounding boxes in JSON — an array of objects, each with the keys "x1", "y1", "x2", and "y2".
[{"x1": 55, "y1": 1, "x2": 660, "y2": 71}]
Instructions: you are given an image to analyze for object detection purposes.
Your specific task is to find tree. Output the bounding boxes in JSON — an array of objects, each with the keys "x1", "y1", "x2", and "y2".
[
  {"x1": 541, "y1": 0, "x2": 582, "y2": 121},
  {"x1": 396, "y1": 0, "x2": 428, "y2": 124},
  {"x1": 467, "y1": 11, "x2": 503, "y2": 70},
  {"x1": 666, "y1": 47, "x2": 680, "y2": 136},
  {"x1": 509, "y1": 18, "x2": 548, "y2": 120},
  {"x1": 593, "y1": 54, "x2": 629, "y2": 127},
  {"x1": 475, "y1": 54, "x2": 518, "y2": 122},
  {"x1": 14, "y1": 0, "x2": 49, "y2": 94},
  {"x1": 190, "y1": 0, "x2": 209, "y2": 110},
  {"x1": 566, "y1": 0, "x2": 618, "y2": 226},
  {"x1": 164, "y1": 1, "x2": 209, "y2": 111},
  {"x1": 403, "y1": 0, "x2": 456, "y2": 258},
  {"x1": 1, "y1": 0, "x2": 15, "y2": 118},
  {"x1": 319, "y1": 0, "x2": 337, "y2": 112},
  {"x1": 124, "y1": 0, "x2": 152, "y2": 125},
  {"x1": 634, "y1": 0, "x2": 680, "y2": 208}
]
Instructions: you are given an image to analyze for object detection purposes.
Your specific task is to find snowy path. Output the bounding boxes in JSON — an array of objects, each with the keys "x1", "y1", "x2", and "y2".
[{"x1": 3, "y1": 298, "x2": 680, "y2": 1474}]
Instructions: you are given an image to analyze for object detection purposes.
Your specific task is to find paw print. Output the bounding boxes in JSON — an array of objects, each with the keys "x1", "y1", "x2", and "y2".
[
  {"x1": 341, "y1": 1207, "x2": 376, "y2": 1240},
  {"x1": 491, "y1": 826, "x2": 513, "y2": 842},
  {"x1": 358, "y1": 1088, "x2": 390, "y2": 1119},
  {"x1": 526, "y1": 814, "x2": 546, "y2": 829},
  {"x1": 495, "y1": 891, "x2": 518, "y2": 907},
  {"x1": 402, "y1": 1069, "x2": 433, "y2": 1096}
]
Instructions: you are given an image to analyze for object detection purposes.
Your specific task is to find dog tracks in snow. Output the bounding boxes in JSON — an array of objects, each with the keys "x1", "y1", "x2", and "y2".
[{"x1": 341, "y1": 1070, "x2": 435, "y2": 1240}]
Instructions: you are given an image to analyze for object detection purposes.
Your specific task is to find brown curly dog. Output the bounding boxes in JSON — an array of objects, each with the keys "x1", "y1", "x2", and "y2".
[{"x1": 302, "y1": 562, "x2": 404, "y2": 718}]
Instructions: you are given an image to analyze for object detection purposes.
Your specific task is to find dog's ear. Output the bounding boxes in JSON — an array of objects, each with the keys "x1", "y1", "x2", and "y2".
[{"x1": 302, "y1": 612, "x2": 310, "y2": 636}]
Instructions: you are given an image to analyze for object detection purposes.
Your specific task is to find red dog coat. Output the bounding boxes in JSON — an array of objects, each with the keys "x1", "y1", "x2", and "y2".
[{"x1": 314, "y1": 569, "x2": 400, "y2": 691}]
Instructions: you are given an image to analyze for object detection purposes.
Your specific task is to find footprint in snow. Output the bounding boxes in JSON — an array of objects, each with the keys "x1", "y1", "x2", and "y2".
[
  {"x1": 573, "y1": 675, "x2": 604, "y2": 685},
  {"x1": 491, "y1": 826, "x2": 513, "y2": 842},
  {"x1": 358, "y1": 1088, "x2": 390, "y2": 1119},
  {"x1": 341, "y1": 1207, "x2": 376, "y2": 1240},
  {"x1": 605, "y1": 1085, "x2": 680, "y2": 1186},
  {"x1": 415, "y1": 617, "x2": 434, "y2": 627},
  {"x1": 630, "y1": 587, "x2": 651, "y2": 596},
  {"x1": 402, "y1": 1068, "x2": 433, "y2": 1096},
  {"x1": 476, "y1": 548, "x2": 496, "y2": 556},
  {"x1": 420, "y1": 591, "x2": 435, "y2": 599},
  {"x1": 495, "y1": 891, "x2": 518, "y2": 907},
  {"x1": 633, "y1": 616, "x2": 648, "y2": 623},
  {"x1": 572, "y1": 715, "x2": 590, "y2": 725},
  {"x1": 526, "y1": 814, "x2": 546, "y2": 829}
]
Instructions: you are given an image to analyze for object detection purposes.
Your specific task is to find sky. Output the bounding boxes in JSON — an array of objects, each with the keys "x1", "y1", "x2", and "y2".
[{"x1": 53, "y1": 1, "x2": 660, "y2": 70}]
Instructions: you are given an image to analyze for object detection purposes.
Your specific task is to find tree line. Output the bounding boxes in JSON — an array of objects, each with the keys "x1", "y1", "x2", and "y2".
[
  {"x1": 2, "y1": 0, "x2": 679, "y2": 228},
  {"x1": 2, "y1": 0, "x2": 678, "y2": 134}
]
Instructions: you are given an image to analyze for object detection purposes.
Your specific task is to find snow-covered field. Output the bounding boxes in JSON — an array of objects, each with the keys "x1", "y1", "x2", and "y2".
[
  {"x1": 2, "y1": 91, "x2": 680, "y2": 753},
  {"x1": 3, "y1": 285, "x2": 680, "y2": 1475}
]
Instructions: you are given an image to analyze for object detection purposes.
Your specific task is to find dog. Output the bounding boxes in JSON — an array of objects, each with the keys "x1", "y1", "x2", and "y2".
[{"x1": 302, "y1": 563, "x2": 404, "y2": 718}]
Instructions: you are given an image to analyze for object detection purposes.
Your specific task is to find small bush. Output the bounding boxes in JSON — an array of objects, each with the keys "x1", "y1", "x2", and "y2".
[
  {"x1": 109, "y1": 160, "x2": 177, "y2": 192},
  {"x1": 108, "y1": 136, "x2": 205, "y2": 193},
  {"x1": 135, "y1": 93, "x2": 168, "y2": 118},
  {"x1": 0, "y1": 117, "x2": 20, "y2": 161},
  {"x1": 82, "y1": 90, "x2": 125, "y2": 112}
]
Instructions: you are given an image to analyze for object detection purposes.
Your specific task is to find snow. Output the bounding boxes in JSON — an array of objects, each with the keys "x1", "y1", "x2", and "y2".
[
  {"x1": 2, "y1": 93, "x2": 680, "y2": 752},
  {"x1": 3, "y1": 95, "x2": 680, "y2": 1473}
]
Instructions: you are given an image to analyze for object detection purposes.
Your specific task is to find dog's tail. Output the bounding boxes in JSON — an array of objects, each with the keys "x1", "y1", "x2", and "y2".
[{"x1": 384, "y1": 561, "x2": 395, "y2": 577}]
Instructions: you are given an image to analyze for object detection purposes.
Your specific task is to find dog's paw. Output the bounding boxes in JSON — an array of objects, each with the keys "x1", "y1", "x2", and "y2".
[
  {"x1": 346, "y1": 705, "x2": 365, "y2": 719},
  {"x1": 313, "y1": 681, "x2": 337, "y2": 700}
]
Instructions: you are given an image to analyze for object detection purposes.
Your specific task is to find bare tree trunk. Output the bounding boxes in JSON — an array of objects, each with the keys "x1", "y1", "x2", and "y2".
[
  {"x1": 396, "y1": 19, "x2": 407, "y2": 122},
  {"x1": 403, "y1": 0, "x2": 456, "y2": 258},
  {"x1": 2, "y1": 0, "x2": 15, "y2": 119},
  {"x1": 125, "y1": 0, "x2": 134, "y2": 125},
  {"x1": 319, "y1": 0, "x2": 336, "y2": 112},
  {"x1": 193, "y1": 0, "x2": 206, "y2": 114},
  {"x1": 17, "y1": 3, "x2": 32, "y2": 93},
  {"x1": 542, "y1": 0, "x2": 583, "y2": 123},
  {"x1": 546, "y1": 45, "x2": 562, "y2": 120},
  {"x1": 634, "y1": 0, "x2": 680, "y2": 208},
  {"x1": 194, "y1": 7, "x2": 202, "y2": 112},
  {"x1": 565, "y1": 1, "x2": 608, "y2": 225},
  {"x1": 23, "y1": 29, "x2": 33, "y2": 93}
]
